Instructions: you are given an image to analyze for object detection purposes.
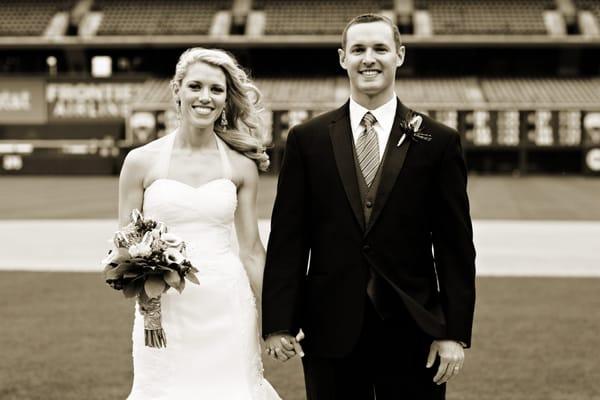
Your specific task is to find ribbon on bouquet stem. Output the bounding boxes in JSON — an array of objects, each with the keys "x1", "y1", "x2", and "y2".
[{"x1": 138, "y1": 295, "x2": 167, "y2": 348}]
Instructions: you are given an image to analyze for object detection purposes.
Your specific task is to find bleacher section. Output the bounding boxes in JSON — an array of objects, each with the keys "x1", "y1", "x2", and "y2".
[
  {"x1": 575, "y1": 0, "x2": 600, "y2": 21},
  {"x1": 395, "y1": 78, "x2": 484, "y2": 107},
  {"x1": 1, "y1": 0, "x2": 599, "y2": 39},
  {"x1": 131, "y1": 78, "x2": 340, "y2": 109},
  {"x1": 253, "y1": 0, "x2": 394, "y2": 35},
  {"x1": 130, "y1": 77, "x2": 600, "y2": 110},
  {"x1": 94, "y1": 0, "x2": 231, "y2": 35},
  {"x1": 481, "y1": 78, "x2": 600, "y2": 106},
  {"x1": 0, "y1": 0, "x2": 74, "y2": 36},
  {"x1": 257, "y1": 78, "x2": 340, "y2": 106},
  {"x1": 414, "y1": 0, "x2": 555, "y2": 35},
  {"x1": 133, "y1": 79, "x2": 174, "y2": 109}
]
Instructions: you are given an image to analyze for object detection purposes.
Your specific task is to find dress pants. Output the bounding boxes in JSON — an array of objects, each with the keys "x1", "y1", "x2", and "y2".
[{"x1": 302, "y1": 297, "x2": 446, "y2": 400}]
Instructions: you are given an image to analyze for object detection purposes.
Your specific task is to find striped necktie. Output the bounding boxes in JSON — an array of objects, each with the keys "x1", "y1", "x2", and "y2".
[{"x1": 357, "y1": 112, "x2": 380, "y2": 187}]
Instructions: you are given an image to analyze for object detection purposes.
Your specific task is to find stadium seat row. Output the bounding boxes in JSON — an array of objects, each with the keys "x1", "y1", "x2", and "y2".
[{"x1": 1, "y1": 0, "x2": 598, "y2": 37}]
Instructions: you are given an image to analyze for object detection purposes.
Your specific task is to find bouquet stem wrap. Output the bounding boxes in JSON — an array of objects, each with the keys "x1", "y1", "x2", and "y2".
[{"x1": 138, "y1": 295, "x2": 166, "y2": 348}]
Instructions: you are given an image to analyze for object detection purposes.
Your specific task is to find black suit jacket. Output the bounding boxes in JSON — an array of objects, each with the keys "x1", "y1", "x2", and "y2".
[{"x1": 262, "y1": 99, "x2": 476, "y2": 357}]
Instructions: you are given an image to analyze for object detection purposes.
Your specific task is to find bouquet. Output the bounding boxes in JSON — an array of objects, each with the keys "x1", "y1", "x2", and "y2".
[{"x1": 102, "y1": 209, "x2": 199, "y2": 348}]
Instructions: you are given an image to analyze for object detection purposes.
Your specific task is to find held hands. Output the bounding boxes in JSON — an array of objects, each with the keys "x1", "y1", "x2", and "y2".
[
  {"x1": 265, "y1": 331, "x2": 305, "y2": 362},
  {"x1": 426, "y1": 340, "x2": 465, "y2": 385}
]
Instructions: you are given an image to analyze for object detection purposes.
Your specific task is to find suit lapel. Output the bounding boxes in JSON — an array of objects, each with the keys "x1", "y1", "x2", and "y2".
[
  {"x1": 365, "y1": 99, "x2": 412, "y2": 236},
  {"x1": 329, "y1": 102, "x2": 365, "y2": 230}
]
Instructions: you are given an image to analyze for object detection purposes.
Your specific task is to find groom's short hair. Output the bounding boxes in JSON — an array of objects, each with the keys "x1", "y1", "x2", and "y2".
[{"x1": 341, "y1": 14, "x2": 403, "y2": 52}]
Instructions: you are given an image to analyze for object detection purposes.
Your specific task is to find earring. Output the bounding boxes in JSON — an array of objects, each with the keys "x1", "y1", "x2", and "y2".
[
  {"x1": 175, "y1": 99, "x2": 181, "y2": 119},
  {"x1": 220, "y1": 109, "x2": 228, "y2": 128}
]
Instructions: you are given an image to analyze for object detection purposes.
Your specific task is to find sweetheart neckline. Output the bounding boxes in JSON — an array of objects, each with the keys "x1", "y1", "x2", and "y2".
[{"x1": 145, "y1": 177, "x2": 236, "y2": 192}]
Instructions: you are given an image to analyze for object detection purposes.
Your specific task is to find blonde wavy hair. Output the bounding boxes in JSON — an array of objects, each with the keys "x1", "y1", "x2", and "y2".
[{"x1": 170, "y1": 47, "x2": 269, "y2": 171}]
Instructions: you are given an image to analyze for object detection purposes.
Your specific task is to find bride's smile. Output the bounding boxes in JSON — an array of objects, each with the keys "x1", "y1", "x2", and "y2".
[{"x1": 177, "y1": 61, "x2": 227, "y2": 131}]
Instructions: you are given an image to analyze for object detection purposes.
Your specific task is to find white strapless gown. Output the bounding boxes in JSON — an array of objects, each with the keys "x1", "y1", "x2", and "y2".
[{"x1": 127, "y1": 138, "x2": 280, "y2": 399}]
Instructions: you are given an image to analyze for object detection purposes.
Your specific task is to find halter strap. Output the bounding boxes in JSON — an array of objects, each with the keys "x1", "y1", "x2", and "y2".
[
  {"x1": 215, "y1": 135, "x2": 233, "y2": 180},
  {"x1": 155, "y1": 131, "x2": 176, "y2": 180}
]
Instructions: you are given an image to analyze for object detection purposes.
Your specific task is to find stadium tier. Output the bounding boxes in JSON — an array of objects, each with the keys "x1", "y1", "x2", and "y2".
[
  {"x1": 1, "y1": 0, "x2": 598, "y2": 41},
  {"x1": 256, "y1": 77, "x2": 341, "y2": 106},
  {"x1": 126, "y1": 77, "x2": 600, "y2": 110},
  {"x1": 0, "y1": 0, "x2": 75, "y2": 36},
  {"x1": 576, "y1": 0, "x2": 600, "y2": 18},
  {"x1": 93, "y1": 0, "x2": 231, "y2": 35},
  {"x1": 414, "y1": 0, "x2": 555, "y2": 35},
  {"x1": 481, "y1": 78, "x2": 600, "y2": 106},
  {"x1": 129, "y1": 78, "x2": 343, "y2": 111},
  {"x1": 575, "y1": 0, "x2": 600, "y2": 33},
  {"x1": 253, "y1": 0, "x2": 393, "y2": 35},
  {"x1": 132, "y1": 79, "x2": 173, "y2": 110}
]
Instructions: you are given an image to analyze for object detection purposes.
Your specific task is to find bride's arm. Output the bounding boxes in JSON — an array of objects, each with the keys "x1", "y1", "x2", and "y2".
[
  {"x1": 118, "y1": 148, "x2": 146, "y2": 227},
  {"x1": 233, "y1": 156, "x2": 266, "y2": 311}
]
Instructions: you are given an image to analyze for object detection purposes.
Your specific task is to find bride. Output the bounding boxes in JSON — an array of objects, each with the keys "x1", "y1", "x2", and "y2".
[{"x1": 118, "y1": 47, "x2": 280, "y2": 399}]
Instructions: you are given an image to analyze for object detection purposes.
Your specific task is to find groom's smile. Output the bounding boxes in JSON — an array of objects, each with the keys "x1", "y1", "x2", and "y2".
[
  {"x1": 359, "y1": 68, "x2": 382, "y2": 79},
  {"x1": 338, "y1": 20, "x2": 405, "y2": 108}
]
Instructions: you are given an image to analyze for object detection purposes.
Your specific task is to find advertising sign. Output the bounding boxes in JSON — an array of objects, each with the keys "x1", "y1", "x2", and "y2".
[
  {"x1": 46, "y1": 81, "x2": 144, "y2": 122},
  {"x1": 0, "y1": 78, "x2": 47, "y2": 124}
]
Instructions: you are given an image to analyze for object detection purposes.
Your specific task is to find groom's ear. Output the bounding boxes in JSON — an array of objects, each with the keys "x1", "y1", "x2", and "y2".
[
  {"x1": 338, "y1": 48, "x2": 347, "y2": 70},
  {"x1": 396, "y1": 46, "x2": 406, "y2": 67}
]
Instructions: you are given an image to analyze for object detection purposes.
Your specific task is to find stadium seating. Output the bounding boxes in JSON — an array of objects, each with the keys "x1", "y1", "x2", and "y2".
[
  {"x1": 256, "y1": 77, "x2": 339, "y2": 106},
  {"x1": 1, "y1": 0, "x2": 592, "y2": 38},
  {"x1": 2, "y1": 0, "x2": 598, "y2": 38},
  {"x1": 576, "y1": 0, "x2": 600, "y2": 16},
  {"x1": 575, "y1": 0, "x2": 600, "y2": 24},
  {"x1": 395, "y1": 78, "x2": 484, "y2": 106},
  {"x1": 132, "y1": 77, "x2": 340, "y2": 108},
  {"x1": 0, "y1": 0, "x2": 74, "y2": 36},
  {"x1": 481, "y1": 78, "x2": 600, "y2": 105},
  {"x1": 414, "y1": 0, "x2": 555, "y2": 35},
  {"x1": 134, "y1": 79, "x2": 174, "y2": 107},
  {"x1": 253, "y1": 0, "x2": 394, "y2": 35},
  {"x1": 131, "y1": 77, "x2": 600, "y2": 110},
  {"x1": 94, "y1": 0, "x2": 231, "y2": 35}
]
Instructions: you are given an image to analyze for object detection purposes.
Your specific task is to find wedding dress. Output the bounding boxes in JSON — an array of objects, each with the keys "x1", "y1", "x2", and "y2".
[{"x1": 127, "y1": 133, "x2": 280, "y2": 399}]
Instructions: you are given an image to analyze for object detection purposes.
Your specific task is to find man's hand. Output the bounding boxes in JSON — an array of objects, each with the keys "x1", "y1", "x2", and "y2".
[
  {"x1": 265, "y1": 333, "x2": 304, "y2": 362},
  {"x1": 426, "y1": 340, "x2": 465, "y2": 385}
]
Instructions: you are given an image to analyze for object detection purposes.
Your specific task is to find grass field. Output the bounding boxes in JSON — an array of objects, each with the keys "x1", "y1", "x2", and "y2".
[
  {"x1": 1, "y1": 272, "x2": 599, "y2": 400},
  {"x1": 2, "y1": 175, "x2": 600, "y2": 220}
]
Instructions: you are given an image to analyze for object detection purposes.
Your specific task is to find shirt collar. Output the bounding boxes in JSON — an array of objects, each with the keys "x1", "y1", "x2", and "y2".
[{"x1": 349, "y1": 94, "x2": 397, "y2": 137}]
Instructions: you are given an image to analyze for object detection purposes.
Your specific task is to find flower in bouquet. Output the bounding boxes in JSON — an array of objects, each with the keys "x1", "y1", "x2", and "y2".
[
  {"x1": 165, "y1": 248, "x2": 186, "y2": 265},
  {"x1": 162, "y1": 232, "x2": 183, "y2": 248},
  {"x1": 102, "y1": 209, "x2": 199, "y2": 348}
]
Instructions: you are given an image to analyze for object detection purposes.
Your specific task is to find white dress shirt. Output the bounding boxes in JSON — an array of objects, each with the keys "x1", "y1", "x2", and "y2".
[{"x1": 349, "y1": 95, "x2": 397, "y2": 162}]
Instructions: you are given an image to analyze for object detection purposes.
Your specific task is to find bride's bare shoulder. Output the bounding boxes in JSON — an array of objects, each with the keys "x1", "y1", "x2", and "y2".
[
  {"x1": 134, "y1": 134, "x2": 172, "y2": 155},
  {"x1": 126, "y1": 134, "x2": 173, "y2": 161},
  {"x1": 121, "y1": 134, "x2": 172, "y2": 177}
]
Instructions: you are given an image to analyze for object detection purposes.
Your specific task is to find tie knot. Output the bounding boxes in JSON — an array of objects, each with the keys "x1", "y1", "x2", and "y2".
[{"x1": 361, "y1": 112, "x2": 377, "y2": 128}]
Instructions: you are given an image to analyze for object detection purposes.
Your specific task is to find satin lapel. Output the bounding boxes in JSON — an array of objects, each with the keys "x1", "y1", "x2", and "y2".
[
  {"x1": 329, "y1": 102, "x2": 364, "y2": 230},
  {"x1": 365, "y1": 100, "x2": 412, "y2": 236}
]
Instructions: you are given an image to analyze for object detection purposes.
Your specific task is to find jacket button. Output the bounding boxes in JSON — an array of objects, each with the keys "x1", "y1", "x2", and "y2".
[
  {"x1": 365, "y1": 200, "x2": 373, "y2": 208},
  {"x1": 363, "y1": 245, "x2": 371, "y2": 252}
]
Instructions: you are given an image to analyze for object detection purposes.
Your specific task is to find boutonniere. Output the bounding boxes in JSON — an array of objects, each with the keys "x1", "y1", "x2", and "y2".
[{"x1": 397, "y1": 113, "x2": 432, "y2": 147}]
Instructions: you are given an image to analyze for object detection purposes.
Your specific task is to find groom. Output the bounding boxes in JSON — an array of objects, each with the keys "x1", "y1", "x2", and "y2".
[{"x1": 262, "y1": 14, "x2": 476, "y2": 399}]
